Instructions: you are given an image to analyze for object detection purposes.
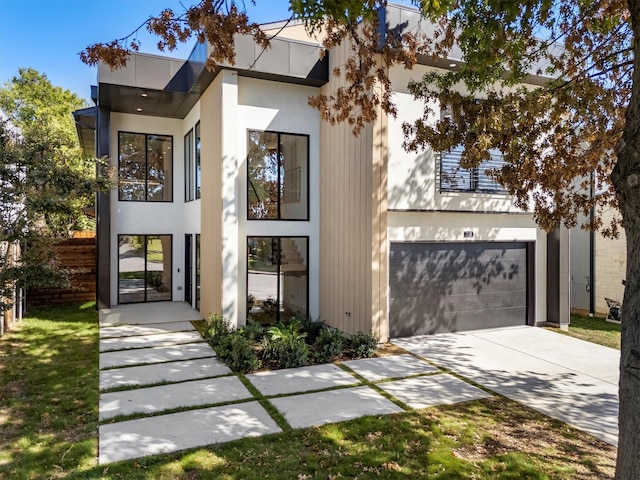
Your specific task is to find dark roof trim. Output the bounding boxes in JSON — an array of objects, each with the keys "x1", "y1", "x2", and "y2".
[{"x1": 73, "y1": 106, "x2": 96, "y2": 157}]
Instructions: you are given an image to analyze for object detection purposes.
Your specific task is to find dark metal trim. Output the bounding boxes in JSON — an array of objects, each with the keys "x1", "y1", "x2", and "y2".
[
  {"x1": 245, "y1": 235, "x2": 310, "y2": 324},
  {"x1": 96, "y1": 106, "x2": 111, "y2": 309},
  {"x1": 117, "y1": 234, "x2": 174, "y2": 304},
  {"x1": 184, "y1": 128, "x2": 194, "y2": 202},
  {"x1": 246, "y1": 130, "x2": 311, "y2": 221},
  {"x1": 117, "y1": 131, "x2": 174, "y2": 203}
]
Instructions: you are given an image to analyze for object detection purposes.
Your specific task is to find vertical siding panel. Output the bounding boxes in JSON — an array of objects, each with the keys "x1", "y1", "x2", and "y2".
[
  {"x1": 371, "y1": 75, "x2": 389, "y2": 341},
  {"x1": 319, "y1": 40, "x2": 385, "y2": 336},
  {"x1": 365, "y1": 122, "x2": 374, "y2": 335},
  {"x1": 199, "y1": 78, "x2": 223, "y2": 318}
]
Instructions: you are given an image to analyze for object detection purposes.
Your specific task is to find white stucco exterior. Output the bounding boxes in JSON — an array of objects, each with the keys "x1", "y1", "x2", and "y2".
[
  {"x1": 109, "y1": 113, "x2": 185, "y2": 306},
  {"x1": 236, "y1": 77, "x2": 321, "y2": 325},
  {"x1": 108, "y1": 74, "x2": 321, "y2": 327}
]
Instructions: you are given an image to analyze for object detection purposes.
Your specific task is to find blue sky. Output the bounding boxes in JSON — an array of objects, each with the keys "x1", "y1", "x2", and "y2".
[{"x1": 0, "y1": 0, "x2": 295, "y2": 103}]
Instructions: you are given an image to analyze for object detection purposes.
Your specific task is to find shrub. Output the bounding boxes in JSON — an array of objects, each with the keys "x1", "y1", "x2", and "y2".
[
  {"x1": 262, "y1": 336, "x2": 309, "y2": 368},
  {"x1": 216, "y1": 332, "x2": 260, "y2": 373},
  {"x1": 240, "y1": 319, "x2": 264, "y2": 342},
  {"x1": 267, "y1": 318, "x2": 306, "y2": 342},
  {"x1": 299, "y1": 317, "x2": 327, "y2": 343},
  {"x1": 314, "y1": 328, "x2": 345, "y2": 363},
  {"x1": 205, "y1": 313, "x2": 232, "y2": 347},
  {"x1": 349, "y1": 331, "x2": 378, "y2": 358}
]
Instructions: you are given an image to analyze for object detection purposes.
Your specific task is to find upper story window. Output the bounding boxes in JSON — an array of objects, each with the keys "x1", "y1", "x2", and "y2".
[
  {"x1": 247, "y1": 130, "x2": 309, "y2": 220},
  {"x1": 184, "y1": 129, "x2": 194, "y2": 202},
  {"x1": 438, "y1": 104, "x2": 507, "y2": 194},
  {"x1": 118, "y1": 132, "x2": 173, "y2": 202},
  {"x1": 440, "y1": 146, "x2": 507, "y2": 193}
]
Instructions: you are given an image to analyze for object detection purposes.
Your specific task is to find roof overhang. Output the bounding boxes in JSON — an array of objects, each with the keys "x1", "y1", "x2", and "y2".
[
  {"x1": 383, "y1": 3, "x2": 556, "y2": 87},
  {"x1": 73, "y1": 106, "x2": 96, "y2": 157},
  {"x1": 97, "y1": 35, "x2": 328, "y2": 119}
]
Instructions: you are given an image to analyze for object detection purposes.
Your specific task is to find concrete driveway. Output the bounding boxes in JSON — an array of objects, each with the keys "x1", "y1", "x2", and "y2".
[{"x1": 394, "y1": 326, "x2": 620, "y2": 446}]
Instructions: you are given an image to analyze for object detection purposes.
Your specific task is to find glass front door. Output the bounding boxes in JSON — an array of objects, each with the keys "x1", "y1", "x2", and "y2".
[{"x1": 118, "y1": 235, "x2": 172, "y2": 304}]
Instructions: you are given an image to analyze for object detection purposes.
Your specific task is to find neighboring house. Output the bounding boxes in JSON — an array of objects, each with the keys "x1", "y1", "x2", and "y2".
[
  {"x1": 75, "y1": 4, "x2": 567, "y2": 340},
  {"x1": 570, "y1": 208, "x2": 627, "y2": 316}
]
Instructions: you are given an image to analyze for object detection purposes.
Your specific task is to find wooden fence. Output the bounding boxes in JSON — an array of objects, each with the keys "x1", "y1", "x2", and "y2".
[{"x1": 28, "y1": 237, "x2": 97, "y2": 307}]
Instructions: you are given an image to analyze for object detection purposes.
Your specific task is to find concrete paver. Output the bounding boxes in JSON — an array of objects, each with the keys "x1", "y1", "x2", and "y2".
[
  {"x1": 100, "y1": 342, "x2": 214, "y2": 369},
  {"x1": 100, "y1": 321, "x2": 195, "y2": 338},
  {"x1": 342, "y1": 354, "x2": 440, "y2": 382},
  {"x1": 246, "y1": 364, "x2": 358, "y2": 396},
  {"x1": 100, "y1": 358, "x2": 232, "y2": 391},
  {"x1": 269, "y1": 386, "x2": 403, "y2": 429},
  {"x1": 100, "y1": 331, "x2": 204, "y2": 352},
  {"x1": 98, "y1": 302, "x2": 618, "y2": 464},
  {"x1": 100, "y1": 302, "x2": 202, "y2": 326},
  {"x1": 100, "y1": 376, "x2": 252, "y2": 420},
  {"x1": 378, "y1": 373, "x2": 492, "y2": 409},
  {"x1": 99, "y1": 401, "x2": 281, "y2": 464},
  {"x1": 394, "y1": 326, "x2": 620, "y2": 445}
]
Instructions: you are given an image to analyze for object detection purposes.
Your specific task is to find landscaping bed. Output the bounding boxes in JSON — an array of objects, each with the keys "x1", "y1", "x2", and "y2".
[{"x1": 199, "y1": 314, "x2": 379, "y2": 373}]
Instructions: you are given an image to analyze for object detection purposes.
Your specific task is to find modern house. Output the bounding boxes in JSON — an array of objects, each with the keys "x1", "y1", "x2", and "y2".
[{"x1": 75, "y1": 4, "x2": 567, "y2": 341}]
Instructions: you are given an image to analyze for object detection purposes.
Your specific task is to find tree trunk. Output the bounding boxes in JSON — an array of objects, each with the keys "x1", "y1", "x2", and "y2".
[{"x1": 613, "y1": 1, "x2": 640, "y2": 477}]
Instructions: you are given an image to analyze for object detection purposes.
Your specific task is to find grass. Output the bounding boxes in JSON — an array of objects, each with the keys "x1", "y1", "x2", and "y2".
[
  {"x1": 0, "y1": 302, "x2": 99, "y2": 479},
  {"x1": 549, "y1": 312, "x2": 621, "y2": 350},
  {"x1": 1, "y1": 304, "x2": 617, "y2": 479}
]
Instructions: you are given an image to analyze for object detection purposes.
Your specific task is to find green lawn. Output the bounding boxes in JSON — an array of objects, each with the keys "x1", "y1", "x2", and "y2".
[
  {"x1": 0, "y1": 304, "x2": 617, "y2": 479},
  {"x1": 551, "y1": 313, "x2": 622, "y2": 350}
]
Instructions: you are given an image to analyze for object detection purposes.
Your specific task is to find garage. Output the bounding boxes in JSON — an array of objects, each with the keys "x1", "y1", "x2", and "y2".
[{"x1": 389, "y1": 242, "x2": 532, "y2": 337}]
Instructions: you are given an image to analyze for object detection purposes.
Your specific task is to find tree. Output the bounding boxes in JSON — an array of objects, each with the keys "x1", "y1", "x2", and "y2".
[
  {"x1": 0, "y1": 68, "x2": 96, "y2": 232},
  {"x1": 81, "y1": 1, "x2": 638, "y2": 476},
  {"x1": 0, "y1": 70, "x2": 111, "y2": 312}
]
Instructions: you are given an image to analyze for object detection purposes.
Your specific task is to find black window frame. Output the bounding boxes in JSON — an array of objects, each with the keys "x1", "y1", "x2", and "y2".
[
  {"x1": 117, "y1": 234, "x2": 173, "y2": 304},
  {"x1": 195, "y1": 121, "x2": 201, "y2": 200},
  {"x1": 195, "y1": 233, "x2": 201, "y2": 310},
  {"x1": 118, "y1": 131, "x2": 174, "y2": 202},
  {"x1": 246, "y1": 236, "x2": 309, "y2": 324},
  {"x1": 184, "y1": 128, "x2": 194, "y2": 202},
  {"x1": 246, "y1": 130, "x2": 310, "y2": 221}
]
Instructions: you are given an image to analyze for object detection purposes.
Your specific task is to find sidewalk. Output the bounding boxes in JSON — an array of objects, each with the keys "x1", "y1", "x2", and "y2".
[{"x1": 98, "y1": 303, "x2": 490, "y2": 464}]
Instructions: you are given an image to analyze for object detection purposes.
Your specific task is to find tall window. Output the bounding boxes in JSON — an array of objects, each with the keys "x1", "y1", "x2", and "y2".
[
  {"x1": 184, "y1": 129, "x2": 194, "y2": 202},
  {"x1": 440, "y1": 146, "x2": 507, "y2": 193},
  {"x1": 118, "y1": 132, "x2": 173, "y2": 201},
  {"x1": 196, "y1": 234, "x2": 201, "y2": 309},
  {"x1": 247, "y1": 131, "x2": 309, "y2": 220},
  {"x1": 118, "y1": 235, "x2": 172, "y2": 303},
  {"x1": 195, "y1": 122, "x2": 201, "y2": 199},
  {"x1": 247, "y1": 237, "x2": 308, "y2": 324}
]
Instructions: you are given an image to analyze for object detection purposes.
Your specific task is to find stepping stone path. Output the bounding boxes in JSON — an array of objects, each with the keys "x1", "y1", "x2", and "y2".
[{"x1": 98, "y1": 303, "x2": 492, "y2": 465}]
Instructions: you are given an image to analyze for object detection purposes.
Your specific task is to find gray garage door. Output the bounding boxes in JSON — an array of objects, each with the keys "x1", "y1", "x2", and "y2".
[{"x1": 389, "y1": 242, "x2": 529, "y2": 337}]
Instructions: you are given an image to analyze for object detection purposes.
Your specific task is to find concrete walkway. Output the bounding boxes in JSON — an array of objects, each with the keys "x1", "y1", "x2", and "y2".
[
  {"x1": 394, "y1": 326, "x2": 620, "y2": 446},
  {"x1": 98, "y1": 303, "x2": 489, "y2": 464}
]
